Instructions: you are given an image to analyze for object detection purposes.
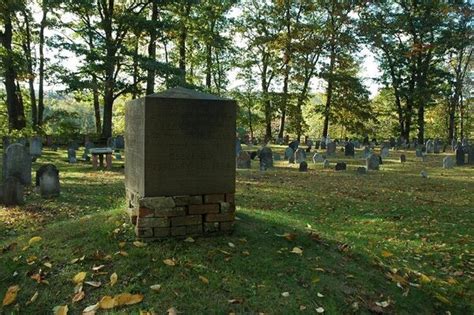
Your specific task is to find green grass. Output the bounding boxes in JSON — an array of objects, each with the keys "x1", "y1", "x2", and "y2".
[{"x1": 0, "y1": 146, "x2": 473, "y2": 314}]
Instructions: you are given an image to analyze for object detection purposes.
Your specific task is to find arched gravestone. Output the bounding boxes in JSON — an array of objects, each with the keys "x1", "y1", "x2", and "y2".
[
  {"x1": 125, "y1": 87, "x2": 237, "y2": 239},
  {"x1": 4, "y1": 143, "x2": 32, "y2": 185}
]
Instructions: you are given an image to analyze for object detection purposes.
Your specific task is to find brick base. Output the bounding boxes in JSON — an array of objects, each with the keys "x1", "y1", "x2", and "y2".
[{"x1": 126, "y1": 190, "x2": 235, "y2": 239}]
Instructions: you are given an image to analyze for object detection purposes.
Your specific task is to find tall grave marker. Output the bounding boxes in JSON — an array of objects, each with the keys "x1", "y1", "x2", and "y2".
[{"x1": 125, "y1": 87, "x2": 237, "y2": 239}]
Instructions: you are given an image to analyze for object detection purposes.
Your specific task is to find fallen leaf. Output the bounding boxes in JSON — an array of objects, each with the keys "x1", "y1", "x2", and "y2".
[
  {"x1": 299, "y1": 305, "x2": 307, "y2": 311},
  {"x1": 26, "y1": 256, "x2": 37, "y2": 265},
  {"x1": 98, "y1": 296, "x2": 115, "y2": 309},
  {"x1": 110, "y1": 273, "x2": 118, "y2": 286},
  {"x1": 163, "y1": 259, "x2": 176, "y2": 266},
  {"x1": 115, "y1": 293, "x2": 144, "y2": 306},
  {"x1": 316, "y1": 307, "x2": 325, "y2": 313},
  {"x1": 31, "y1": 273, "x2": 42, "y2": 283},
  {"x1": 228, "y1": 242, "x2": 235, "y2": 248},
  {"x1": 26, "y1": 291, "x2": 38, "y2": 305},
  {"x1": 184, "y1": 237, "x2": 195, "y2": 243},
  {"x1": 167, "y1": 307, "x2": 178, "y2": 315},
  {"x1": 375, "y1": 300, "x2": 390, "y2": 308},
  {"x1": 242, "y1": 250, "x2": 250, "y2": 256},
  {"x1": 199, "y1": 276, "x2": 209, "y2": 284},
  {"x1": 291, "y1": 247, "x2": 303, "y2": 255},
  {"x1": 381, "y1": 250, "x2": 393, "y2": 258},
  {"x1": 53, "y1": 305, "x2": 69, "y2": 315},
  {"x1": 435, "y1": 293, "x2": 451, "y2": 304},
  {"x1": 281, "y1": 292, "x2": 290, "y2": 297},
  {"x1": 133, "y1": 241, "x2": 147, "y2": 248},
  {"x1": 283, "y1": 233, "x2": 296, "y2": 241},
  {"x1": 228, "y1": 298, "x2": 243, "y2": 304},
  {"x1": 28, "y1": 236, "x2": 42, "y2": 246},
  {"x1": 82, "y1": 303, "x2": 99, "y2": 315},
  {"x1": 419, "y1": 274, "x2": 431, "y2": 284},
  {"x1": 85, "y1": 281, "x2": 102, "y2": 288},
  {"x1": 150, "y1": 284, "x2": 161, "y2": 292},
  {"x1": 317, "y1": 292, "x2": 324, "y2": 298},
  {"x1": 72, "y1": 291, "x2": 85, "y2": 303},
  {"x1": 74, "y1": 284, "x2": 83, "y2": 294},
  {"x1": 92, "y1": 265, "x2": 105, "y2": 272},
  {"x1": 73, "y1": 272, "x2": 87, "y2": 284},
  {"x1": 44, "y1": 262, "x2": 53, "y2": 268},
  {"x1": 2, "y1": 285, "x2": 20, "y2": 306}
]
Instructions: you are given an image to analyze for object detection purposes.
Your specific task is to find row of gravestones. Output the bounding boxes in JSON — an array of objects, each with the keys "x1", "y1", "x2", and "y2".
[{"x1": 1, "y1": 143, "x2": 60, "y2": 206}]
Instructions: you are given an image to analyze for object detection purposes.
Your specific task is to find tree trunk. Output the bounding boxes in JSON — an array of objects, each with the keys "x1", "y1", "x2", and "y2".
[
  {"x1": 132, "y1": 34, "x2": 139, "y2": 99},
  {"x1": 23, "y1": 11, "x2": 38, "y2": 128},
  {"x1": 278, "y1": 3, "x2": 291, "y2": 140},
  {"x1": 1, "y1": 10, "x2": 25, "y2": 130},
  {"x1": 146, "y1": 1, "x2": 158, "y2": 95},
  {"x1": 92, "y1": 75, "x2": 101, "y2": 133},
  {"x1": 322, "y1": 45, "x2": 336, "y2": 138},
  {"x1": 38, "y1": 5, "x2": 47, "y2": 126},
  {"x1": 205, "y1": 43, "x2": 212, "y2": 89},
  {"x1": 178, "y1": 3, "x2": 191, "y2": 85}
]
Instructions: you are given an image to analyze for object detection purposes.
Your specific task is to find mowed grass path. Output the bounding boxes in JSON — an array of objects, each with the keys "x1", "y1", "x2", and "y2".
[{"x1": 0, "y1": 146, "x2": 473, "y2": 314}]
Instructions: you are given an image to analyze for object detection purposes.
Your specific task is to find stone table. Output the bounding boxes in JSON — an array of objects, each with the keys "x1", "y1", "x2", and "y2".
[{"x1": 90, "y1": 147, "x2": 113, "y2": 170}]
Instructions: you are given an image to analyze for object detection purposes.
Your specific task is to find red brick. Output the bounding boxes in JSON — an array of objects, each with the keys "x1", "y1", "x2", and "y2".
[
  {"x1": 186, "y1": 225, "x2": 203, "y2": 235},
  {"x1": 225, "y1": 193, "x2": 235, "y2": 203},
  {"x1": 137, "y1": 217, "x2": 170, "y2": 228},
  {"x1": 154, "y1": 207, "x2": 187, "y2": 217},
  {"x1": 219, "y1": 202, "x2": 235, "y2": 213},
  {"x1": 190, "y1": 195, "x2": 203, "y2": 205},
  {"x1": 205, "y1": 213, "x2": 235, "y2": 222},
  {"x1": 135, "y1": 227, "x2": 153, "y2": 238},
  {"x1": 154, "y1": 227, "x2": 170, "y2": 237},
  {"x1": 173, "y1": 195, "x2": 191, "y2": 206},
  {"x1": 188, "y1": 204, "x2": 220, "y2": 215},
  {"x1": 138, "y1": 207, "x2": 154, "y2": 218},
  {"x1": 171, "y1": 215, "x2": 202, "y2": 226},
  {"x1": 171, "y1": 226, "x2": 186, "y2": 236},
  {"x1": 204, "y1": 194, "x2": 225, "y2": 204}
]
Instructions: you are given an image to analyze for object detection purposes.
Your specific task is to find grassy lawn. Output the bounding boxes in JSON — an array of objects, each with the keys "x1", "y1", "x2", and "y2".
[{"x1": 0, "y1": 146, "x2": 473, "y2": 314}]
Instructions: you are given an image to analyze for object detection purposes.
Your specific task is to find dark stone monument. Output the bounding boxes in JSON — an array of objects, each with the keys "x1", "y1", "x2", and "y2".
[
  {"x1": 294, "y1": 148, "x2": 306, "y2": 163},
  {"x1": 115, "y1": 135, "x2": 125, "y2": 149},
  {"x1": 455, "y1": 145, "x2": 465, "y2": 166},
  {"x1": 4, "y1": 143, "x2": 32, "y2": 185},
  {"x1": 289, "y1": 140, "x2": 299, "y2": 151},
  {"x1": 312, "y1": 152, "x2": 324, "y2": 163},
  {"x1": 36, "y1": 164, "x2": 60, "y2": 198},
  {"x1": 443, "y1": 156, "x2": 454, "y2": 169},
  {"x1": 68, "y1": 148, "x2": 77, "y2": 163},
  {"x1": 400, "y1": 154, "x2": 406, "y2": 163},
  {"x1": 0, "y1": 177, "x2": 24, "y2": 206},
  {"x1": 125, "y1": 87, "x2": 236, "y2": 239},
  {"x1": 357, "y1": 166, "x2": 367, "y2": 175},
  {"x1": 235, "y1": 138, "x2": 242, "y2": 157},
  {"x1": 29, "y1": 136, "x2": 42, "y2": 158},
  {"x1": 344, "y1": 142, "x2": 355, "y2": 157},
  {"x1": 326, "y1": 142, "x2": 336, "y2": 155},
  {"x1": 249, "y1": 151, "x2": 258, "y2": 160},
  {"x1": 284, "y1": 147, "x2": 294, "y2": 160},
  {"x1": 335, "y1": 162, "x2": 347, "y2": 171},
  {"x1": 468, "y1": 146, "x2": 474, "y2": 165},
  {"x1": 299, "y1": 161, "x2": 308, "y2": 172},
  {"x1": 259, "y1": 146, "x2": 273, "y2": 169}
]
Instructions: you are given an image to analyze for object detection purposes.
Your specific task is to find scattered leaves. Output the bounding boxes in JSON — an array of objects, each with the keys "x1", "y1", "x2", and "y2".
[
  {"x1": 163, "y1": 259, "x2": 176, "y2": 266},
  {"x1": 28, "y1": 236, "x2": 42, "y2": 246},
  {"x1": 73, "y1": 272, "x2": 87, "y2": 284},
  {"x1": 2, "y1": 285, "x2": 20, "y2": 306},
  {"x1": 72, "y1": 291, "x2": 85, "y2": 303},
  {"x1": 110, "y1": 273, "x2": 118, "y2": 286},
  {"x1": 53, "y1": 305, "x2": 69, "y2": 315},
  {"x1": 199, "y1": 276, "x2": 209, "y2": 284},
  {"x1": 133, "y1": 241, "x2": 147, "y2": 248},
  {"x1": 150, "y1": 284, "x2": 161, "y2": 292},
  {"x1": 290, "y1": 247, "x2": 303, "y2": 255}
]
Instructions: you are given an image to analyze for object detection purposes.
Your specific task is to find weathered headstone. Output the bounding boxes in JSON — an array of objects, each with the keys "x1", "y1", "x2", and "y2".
[
  {"x1": 36, "y1": 164, "x2": 60, "y2": 198},
  {"x1": 4, "y1": 143, "x2": 32, "y2": 185},
  {"x1": 426, "y1": 140, "x2": 434, "y2": 154},
  {"x1": 357, "y1": 166, "x2": 367, "y2": 175},
  {"x1": 284, "y1": 147, "x2": 294, "y2": 160},
  {"x1": 366, "y1": 154, "x2": 380, "y2": 171},
  {"x1": 294, "y1": 148, "x2": 306, "y2": 163},
  {"x1": 68, "y1": 148, "x2": 77, "y2": 163},
  {"x1": 299, "y1": 161, "x2": 308, "y2": 172},
  {"x1": 380, "y1": 146, "x2": 390, "y2": 158},
  {"x1": 236, "y1": 151, "x2": 251, "y2": 169},
  {"x1": 29, "y1": 136, "x2": 42, "y2": 158},
  {"x1": 344, "y1": 142, "x2": 355, "y2": 157},
  {"x1": 433, "y1": 139, "x2": 441, "y2": 154},
  {"x1": 259, "y1": 147, "x2": 273, "y2": 169},
  {"x1": 312, "y1": 152, "x2": 324, "y2": 163},
  {"x1": 115, "y1": 135, "x2": 125, "y2": 149},
  {"x1": 335, "y1": 162, "x2": 346, "y2": 171},
  {"x1": 0, "y1": 177, "x2": 24, "y2": 206},
  {"x1": 125, "y1": 87, "x2": 236, "y2": 239},
  {"x1": 443, "y1": 156, "x2": 454, "y2": 169},
  {"x1": 289, "y1": 140, "x2": 299, "y2": 151},
  {"x1": 326, "y1": 142, "x2": 336, "y2": 156},
  {"x1": 400, "y1": 154, "x2": 406, "y2": 163},
  {"x1": 235, "y1": 138, "x2": 242, "y2": 157},
  {"x1": 416, "y1": 145, "x2": 423, "y2": 157},
  {"x1": 455, "y1": 145, "x2": 465, "y2": 166},
  {"x1": 273, "y1": 153, "x2": 281, "y2": 161},
  {"x1": 363, "y1": 146, "x2": 371, "y2": 158},
  {"x1": 288, "y1": 154, "x2": 295, "y2": 164}
]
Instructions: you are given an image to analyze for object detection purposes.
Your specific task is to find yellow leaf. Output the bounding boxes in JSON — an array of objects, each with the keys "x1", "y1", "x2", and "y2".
[
  {"x1": 381, "y1": 250, "x2": 393, "y2": 258},
  {"x1": 419, "y1": 274, "x2": 431, "y2": 284},
  {"x1": 110, "y1": 272, "x2": 118, "y2": 286},
  {"x1": 115, "y1": 293, "x2": 143, "y2": 306},
  {"x1": 53, "y1": 305, "x2": 69, "y2": 315},
  {"x1": 72, "y1": 291, "x2": 85, "y2": 303},
  {"x1": 133, "y1": 241, "x2": 147, "y2": 248},
  {"x1": 163, "y1": 259, "x2": 176, "y2": 266},
  {"x1": 167, "y1": 307, "x2": 178, "y2": 315},
  {"x1": 2, "y1": 285, "x2": 20, "y2": 306},
  {"x1": 199, "y1": 275, "x2": 209, "y2": 284},
  {"x1": 73, "y1": 272, "x2": 87, "y2": 284},
  {"x1": 119, "y1": 241, "x2": 126, "y2": 248},
  {"x1": 98, "y1": 296, "x2": 115, "y2": 309},
  {"x1": 435, "y1": 293, "x2": 451, "y2": 304},
  {"x1": 28, "y1": 236, "x2": 42, "y2": 246},
  {"x1": 150, "y1": 284, "x2": 161, "y2": 292},
  {"x1": 446, "y1": 277, "x2": 458, "y2": 285},
  {"x1": 44, "y1": 262, "x2": 53, "y2": 268},
  {"x1": 290, "y1": 247, "x2": 303, "y2": 255}
]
